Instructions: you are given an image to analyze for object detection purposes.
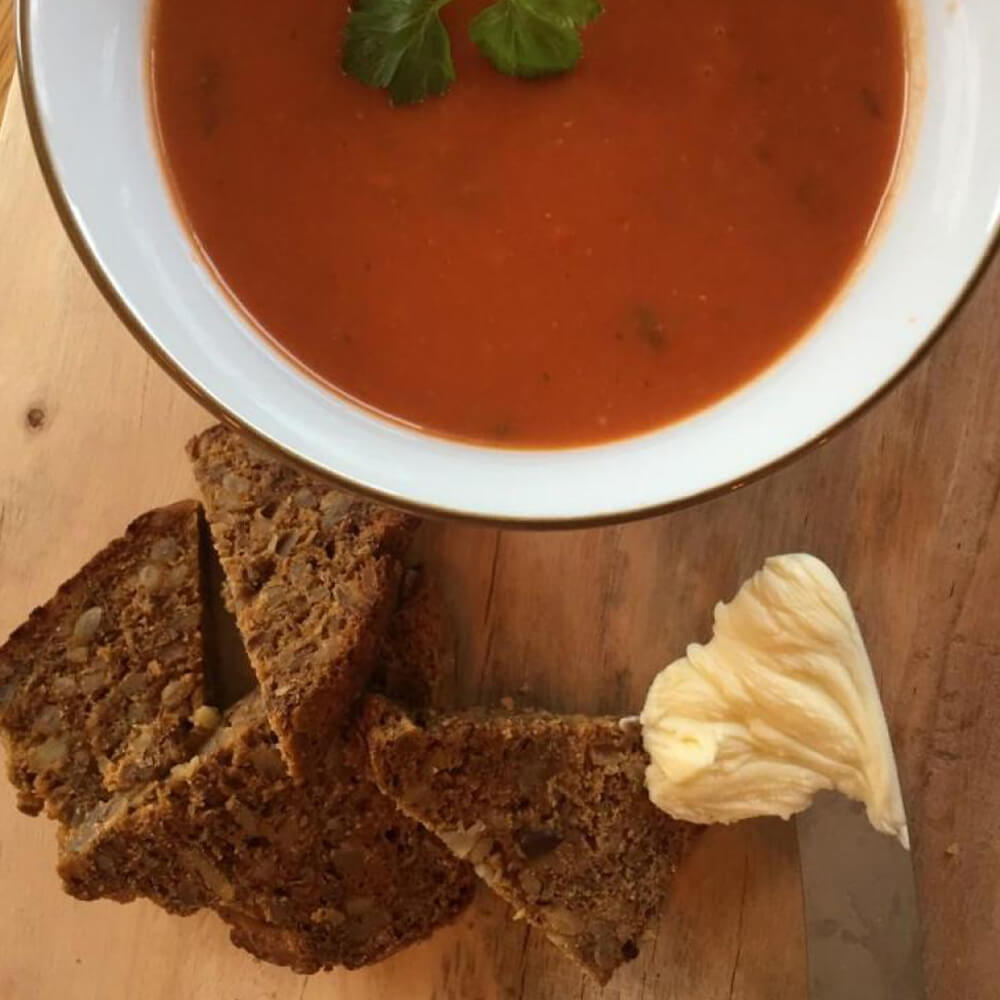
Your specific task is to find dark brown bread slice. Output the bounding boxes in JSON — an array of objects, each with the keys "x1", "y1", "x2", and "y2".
[
  {"x1": 188, "y1": 424, "x2": 417, "y2": 778},
  {"x1": 58, "y1": 576, "x2": 475, "y2": 973},
  {"x1": 364, "y1": 704, "x2": 699, "y2": 985},
  {"x1": 0, "y1": 502, "x2": 216, "y2": 824}
]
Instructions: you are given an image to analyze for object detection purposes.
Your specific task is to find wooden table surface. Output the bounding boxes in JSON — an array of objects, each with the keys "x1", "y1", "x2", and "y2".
[
  {"x1": 0, "y1": 6, "x2": 12, "y2": 115},
  {"x1": 2, "y1": 15, "x2": 1000, "y2": 1000}
]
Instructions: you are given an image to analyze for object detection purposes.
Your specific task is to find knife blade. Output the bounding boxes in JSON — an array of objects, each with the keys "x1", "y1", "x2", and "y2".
[{"x1": 797, "y1": 791, "x2": 925, "y2": 1000}]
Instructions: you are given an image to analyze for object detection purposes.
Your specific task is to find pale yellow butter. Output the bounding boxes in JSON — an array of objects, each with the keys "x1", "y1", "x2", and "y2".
[{"x1": 639, "y1": 554, "x2": 909, "y2": 847}]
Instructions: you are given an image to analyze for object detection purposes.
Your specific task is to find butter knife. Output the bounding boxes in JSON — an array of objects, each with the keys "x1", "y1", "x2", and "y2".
[{"x1": 797, "y1": 791, "x2": 925, "y2": 1000}]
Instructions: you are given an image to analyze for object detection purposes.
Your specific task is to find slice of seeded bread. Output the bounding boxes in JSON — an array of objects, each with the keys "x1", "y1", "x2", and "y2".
[
  {"x1": 58, "y1": 574, "x2": 475, "y2": 973},
  {"x1": 188, "y1": 425, "x2": 417, "y2": 778},
  {"x1": 0, "y1": 502, "x2": 217, "y2": 824},
  {"x1": 363, "y1": 703, "x2": 699, "y2": 985}
]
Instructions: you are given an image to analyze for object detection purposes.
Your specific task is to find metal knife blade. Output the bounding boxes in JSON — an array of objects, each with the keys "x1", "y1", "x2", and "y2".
[{"x1": 797, "y1": 791, "x2": 925, "y2": 1000}]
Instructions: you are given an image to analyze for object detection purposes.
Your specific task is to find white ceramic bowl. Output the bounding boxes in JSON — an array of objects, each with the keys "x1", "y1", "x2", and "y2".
[{"x1": 17, "y1": 0, "x2": 1000, "y2": 525}]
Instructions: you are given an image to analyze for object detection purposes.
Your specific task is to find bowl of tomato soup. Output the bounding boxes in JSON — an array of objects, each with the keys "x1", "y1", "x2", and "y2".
[{"x1": 17, "y1": 0, "x2": 1000, "y2": 523}]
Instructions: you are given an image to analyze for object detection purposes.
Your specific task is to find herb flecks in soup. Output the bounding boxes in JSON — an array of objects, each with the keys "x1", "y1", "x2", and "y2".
[{"x1": 151, "y1": 0, "x2": 905, "y2": 447}]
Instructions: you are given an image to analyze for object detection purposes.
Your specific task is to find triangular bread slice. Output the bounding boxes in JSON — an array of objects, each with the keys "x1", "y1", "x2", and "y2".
[
  {"x1": 188, "y1": 425, "x2": 417, "y2": 778},
  {"x1": 363, "y1": 703, "x2": 698, "y2": 985},
  {"x1": 58, "y1": 573, "x2": 475, "y2": 973},
  {"x1": 0, "y1": 502, "x2": 216, "y2": 824}
]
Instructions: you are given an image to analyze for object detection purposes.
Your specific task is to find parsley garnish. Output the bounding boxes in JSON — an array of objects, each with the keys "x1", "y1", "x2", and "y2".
[
  {"x1": 470, "y1": 0, "x2": 602, "y2": 78},
  {"x1": 341, "y1": 0, "x2": 602, "y2": 103},
  {"x1": 342, "y1": 0, "x2": 456, "y2": 105}
]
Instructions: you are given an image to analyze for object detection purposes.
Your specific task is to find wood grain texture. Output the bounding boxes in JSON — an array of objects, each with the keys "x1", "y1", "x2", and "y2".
[
  {"x1": 0, "y1": 3, "x2": 12, "y2": 120},
  {"x1": 1, "y1": 53, "x2": 999, "y2": 1000}
]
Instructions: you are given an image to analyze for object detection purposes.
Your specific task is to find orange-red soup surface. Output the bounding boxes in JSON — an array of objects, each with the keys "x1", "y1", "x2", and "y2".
[{"x1": 151, "y1": 0, "x2": 905, "y2": 446}]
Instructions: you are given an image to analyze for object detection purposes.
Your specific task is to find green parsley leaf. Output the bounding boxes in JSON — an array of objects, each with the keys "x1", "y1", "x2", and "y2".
[
  {"x1": 343, "y1": 0, "x2": 456, "y2": 106},
  {"x1": 469, "y1": 0, "x2": 603, "y2": 78}
]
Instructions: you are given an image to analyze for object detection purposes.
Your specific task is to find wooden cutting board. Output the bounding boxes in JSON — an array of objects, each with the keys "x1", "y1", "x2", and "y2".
[{"x1": 1, "y1": 71, "x2": 999, "y2": 999}]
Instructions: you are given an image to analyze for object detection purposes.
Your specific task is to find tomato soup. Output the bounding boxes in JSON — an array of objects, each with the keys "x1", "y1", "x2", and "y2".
[{"x1": 150, "y1": 0, "x2": 905, "y2": 447}]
